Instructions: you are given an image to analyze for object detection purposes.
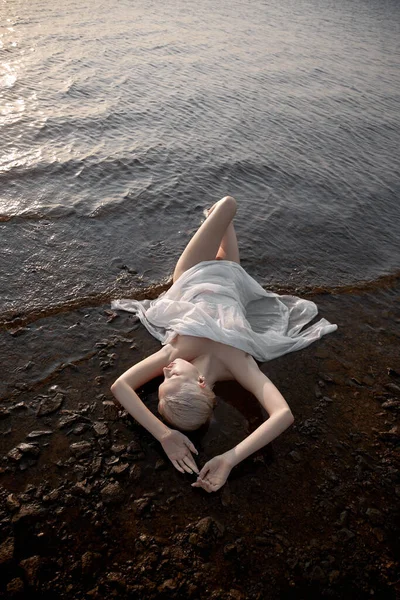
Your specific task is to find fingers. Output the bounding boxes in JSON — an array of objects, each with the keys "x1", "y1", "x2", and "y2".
[
  {"x1": 172, "y1": 460, "x2": 185, "y2": 474},
  {"x1": 184, "y1": 439, "x2": 198, "y2": 456},
  {"x1": 191, "y1": 478, "x2": 217, "y2": 493},
  {"x1": 198, "y1": 462, "x2": 210, "y2": 479},
  {"x1": 182, "y1": 456, "x2": 199, "y2": 475}
]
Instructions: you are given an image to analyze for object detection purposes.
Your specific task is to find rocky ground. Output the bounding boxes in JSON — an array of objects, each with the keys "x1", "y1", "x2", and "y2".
[{"x1": 0, "y1": 281, "x2": 399, "y2": 599}]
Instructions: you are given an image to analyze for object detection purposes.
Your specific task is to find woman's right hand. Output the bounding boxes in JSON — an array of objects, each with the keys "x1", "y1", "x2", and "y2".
[{"x1": 159, "y1": 429, "x2": 199, "y2": 475}]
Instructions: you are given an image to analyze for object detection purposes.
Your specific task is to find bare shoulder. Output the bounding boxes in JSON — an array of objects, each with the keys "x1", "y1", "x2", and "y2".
[{"x1": 216, "y1": 344, "x2": 257, "y2": 378}]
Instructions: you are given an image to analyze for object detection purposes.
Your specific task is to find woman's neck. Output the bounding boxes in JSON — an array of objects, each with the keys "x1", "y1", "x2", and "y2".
[{"x1": 191, "y1": 354, "x2": 217, "y2": 388}]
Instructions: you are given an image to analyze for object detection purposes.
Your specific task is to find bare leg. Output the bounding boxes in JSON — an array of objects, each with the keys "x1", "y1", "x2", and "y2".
[
  {"x1": 173, "y1": 196, "x2": 237, "y2": 283},
  {"x1": 204, "y1": 204, "x2": 240, "y2": 263}
]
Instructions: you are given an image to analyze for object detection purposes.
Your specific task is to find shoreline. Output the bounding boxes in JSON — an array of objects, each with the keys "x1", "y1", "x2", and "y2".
[{"x1": 0, "y1": 281, "x2": 399, "y2": 598}]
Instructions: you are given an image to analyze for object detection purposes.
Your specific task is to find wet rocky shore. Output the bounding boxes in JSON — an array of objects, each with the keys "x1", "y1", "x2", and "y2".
[{"x1": 0, "y1": 282, "x2": 399, "y2": 599}]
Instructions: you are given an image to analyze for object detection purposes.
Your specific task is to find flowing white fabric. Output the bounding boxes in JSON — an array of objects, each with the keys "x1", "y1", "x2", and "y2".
[{"x1": 111, "y1": 260, "x2": 337, "y2": 362}]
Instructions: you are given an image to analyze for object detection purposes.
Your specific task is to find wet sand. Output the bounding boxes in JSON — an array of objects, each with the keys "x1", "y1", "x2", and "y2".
[{"x1": 0, "y1": 281, "x2": 399, "y2": 599}]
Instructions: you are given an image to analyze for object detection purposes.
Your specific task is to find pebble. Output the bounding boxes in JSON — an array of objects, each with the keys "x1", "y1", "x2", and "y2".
[
  {"x1": 101, "y1": 482, "x2": 125, "y2": 505},
  {"x1": 6, "y1": 578, "x2": 24, "y2": 597},
  {"x1": 70, "y1": 441, "x2": 92, "y2": 458},
  {"x1": 17, "y1": 443, "x2": 41, "y2": 456},
  {"x1": 289, "y1": 450, "x2": 302, "y2": 463},
  {"x1": 19, "y1": 555, "x2": 42, "y2": 586},
  {"x1": 37, "y1": 393, "x2": 64, "y2": 416},
  {"x1": 0, "y1": 536, "x2": 14, "y2": 565},
  {"x1": 93, "y1": 421, "x2": 109, "y2": 437},
  {"x1": 27, "y1": 430, "x2": 53, "y2": 439},
  {"x1": 12, "y1": 503, "x2": 47, "y2": 524}
]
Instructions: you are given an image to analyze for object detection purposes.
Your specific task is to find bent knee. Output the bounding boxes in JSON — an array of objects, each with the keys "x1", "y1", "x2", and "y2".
[{"x1": 220, "y1": 195, "x2": 237, "y2": 217}]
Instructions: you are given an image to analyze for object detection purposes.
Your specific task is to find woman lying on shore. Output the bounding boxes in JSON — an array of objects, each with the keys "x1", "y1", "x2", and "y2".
[{"x1": 110, "y1": 196, "x2": 337, "y2": 492}]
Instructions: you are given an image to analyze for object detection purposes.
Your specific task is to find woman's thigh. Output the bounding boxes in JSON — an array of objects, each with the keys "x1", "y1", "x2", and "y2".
[{"x1": 173, "y1": 196, "x2": 237, "y2": 282}]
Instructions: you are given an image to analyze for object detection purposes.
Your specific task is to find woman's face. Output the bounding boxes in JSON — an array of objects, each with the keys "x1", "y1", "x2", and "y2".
[{"x1": 158, "y1": 358, "x2": 200, "y2": 399}]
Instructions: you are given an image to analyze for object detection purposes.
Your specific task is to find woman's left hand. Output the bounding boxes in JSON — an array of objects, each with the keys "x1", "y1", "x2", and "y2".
[{"x1": 191, "y1": 453, "x2": 233, "y2": 493}]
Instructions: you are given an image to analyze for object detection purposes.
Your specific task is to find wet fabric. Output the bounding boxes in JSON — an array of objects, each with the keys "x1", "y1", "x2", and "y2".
[{"x1": 111, "y1": 260, "x2": 337, "y2": 362}]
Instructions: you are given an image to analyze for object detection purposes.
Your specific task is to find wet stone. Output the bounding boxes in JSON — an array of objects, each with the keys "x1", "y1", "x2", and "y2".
[
  {"x1": 133, "y1": 497, "x2": 152, "y2": 515},
  {"x1": 6, "y1": 493, "x2": 21, "y2": 512},
  {"x1": 129, "y1": 464, "x2": 142, "y2": 482},
  {"x1": 27, "y1": 430, "x2": 53, "y2": 439},
  {"x1": 8, "y1": 447, "x2": 23, "y2": 462},
  {"x1": 0, "y1": 536, "x2": 14, "y2": 564},
  {"x1": 17, "y1": 443, "x2": 41, "y2": 456},
  {"x1": 81, "y1": 551, "x2": 102, "y2": 575},
  {"x1": 0, "y1": 407, "x2": 10, "y2": 419},
  {"x1": 6, "y1": 578, "x2": 24, "y2": 597},
  {"x1": 289, "y1": 450, "x2": 302, "y2": 463},
  {"x1": 19, "y1": 555, "x2": 42, "y2": 587},
  {"x1": 101, "y1": 482, "x2": 125, "y2": 505},
  {"x1": 110, "y1": 462, "x2": 130, "y2": 476},
  {"x1": 381, "y1": 399, "x2": 400, "y2": 411},
  {"x1": 93, "y1": 421, "x2": 109, "y2": 437},
  {"x1": 336, "y1": 528, "x2": 355, "y2": 542},
  {"x1": 37, "y1": 393, "x2": 64, "y2": 416},
  {"x1": 12, "y1": 503, "x2": 47, "y2": 524},
  {"x1": 111, "y1": 443, "x2": 126, "y2": 455},
  {"x1": 126, "y1": 440, "x2": 145, "y2": 460},
  {"x1": 72, "y1": 423, "x2": 90, "y2": 435},
  {"x1": 70, "y1": 441, "x2": 92, "y2": 458},
  {"x1": 102, "y1": 400, "x2": 120, "y2": 421},
  {"x1": 365, "y1": 508, "x2": 383, "y2": 525}
]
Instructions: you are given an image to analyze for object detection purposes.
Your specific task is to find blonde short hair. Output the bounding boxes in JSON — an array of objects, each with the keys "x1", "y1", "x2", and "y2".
[{"x1": 158, "y1": 381, "x2": 216, "y2": 431}]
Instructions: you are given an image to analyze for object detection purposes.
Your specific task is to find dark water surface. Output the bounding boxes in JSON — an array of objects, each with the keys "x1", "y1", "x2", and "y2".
[{"x1": 1, "y1": 0, "x2": 399, "y2": 319}]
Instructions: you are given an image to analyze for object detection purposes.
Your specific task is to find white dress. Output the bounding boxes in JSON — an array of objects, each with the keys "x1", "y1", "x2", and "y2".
[{"x1": 111, "y1": 260, "x2": 337, "y2": 362}]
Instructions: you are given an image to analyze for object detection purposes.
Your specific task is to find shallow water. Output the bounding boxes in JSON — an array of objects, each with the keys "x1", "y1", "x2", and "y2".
[{"x1": 1, "y1": 0, "x2": 400, "y2": 319}]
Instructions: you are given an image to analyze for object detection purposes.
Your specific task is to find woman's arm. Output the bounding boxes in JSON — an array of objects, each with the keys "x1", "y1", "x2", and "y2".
[
  {"x1": 111, "y1": 347, "x2": 199, "y2": 474},
  {"x1": 193, "y1": 354, "x2": 293, "y2": 492},
  {"x1": 111, "y1": 347, "x2": 172, "y2": 440}
]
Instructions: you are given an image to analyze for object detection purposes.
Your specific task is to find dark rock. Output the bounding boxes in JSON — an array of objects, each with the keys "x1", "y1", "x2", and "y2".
[
  {"x1": 387, "y1": 367, "x2": 400, "y2": 378},
  {"x1": 111, "y1": 444, "x2": 126, "y2": 454},
  {"x1": 336, "y1": 528, "x2": 355, "y2": 542},
  {"x1": 0, "y1": 536, "x2": 14, "y2": 564},
  {"x1": 0, "y1": 407, "x2": 10, "y2": 419},
  {"x1": 17, "y1": 443, "x2": 41, "y2": 457},
  {"x1": 6, "y1": 493, "x2": 21, "y2": 512},
  {"x1": 289, "y1": 450, "x2": 302, "y2": 463},
  {"x1": 102, "y1": 400, "x2": 120, "y2": 421},
  {"x1": 93, "y1": 421, "x2": 109, "y2": 437},
  {"x1": 101, "y1": 482, "x2": 124, "y2": 505},
  {"x1": 365, "y1": 508, "x2": 383, "y2": 525},
  {"x1": 310, "y1": 565, "x2": 327, "y2": 583},
  {"x1": 71, "y1": 481, "x2": 92, "y2": 496},
  {"x1": 91, "y1": 456, "x2": 103, "y2": 475},
  {"x1": 155, "y1": 459, "x2": 167, "y2": 471},
  {"x1": 37, "y1": 393, "x2": 64, "y2": 416},
  {"x1": 12, "y1": 503, "x2": 47, "y2": 524},
  {"x1": 126, "y1": 440, "x2": 145, "y2": 460},
  {"x1": 158, "y1": 579, "x2": 178, "y2": 592},
  {"x1": 81, "y1": 551, "x2": 102, "y2": 575},
  {"x1": 8, "y1": 447, "x2": 23, "y2": 462},
  {"x1": 110, "y1": 462, "x2": 130, "y2": 477},
  {"x1": 381, "y1": 399, "x2": 400, "y2": 411},
  {"x1": 27, "y1": 430, "x2": 53, "y2": 439},
  {"x1": 70, "y1": 441, "x2": 92, "y2": 458},
  {"x1": 385, "y1": 382, "x2": 400, "y2": 394},
  {"x1": 379, "y1": 425, "x2": 400, "y2": 445},
  {"x1": 71, "y1": 423, "x2": 90, "y2": 435},
  {"x1": 133, "y1": 497, "x2": 152, "y2": 515},
  {"x1": 19, "y1": 555, "x2": 42, "y2": 587},
  {"x1": 6, "y1": 578, "x2": 24, "y2": 597},
  {"x1": 129, "y1": 464, "x2": 142, "y2": 482}
]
